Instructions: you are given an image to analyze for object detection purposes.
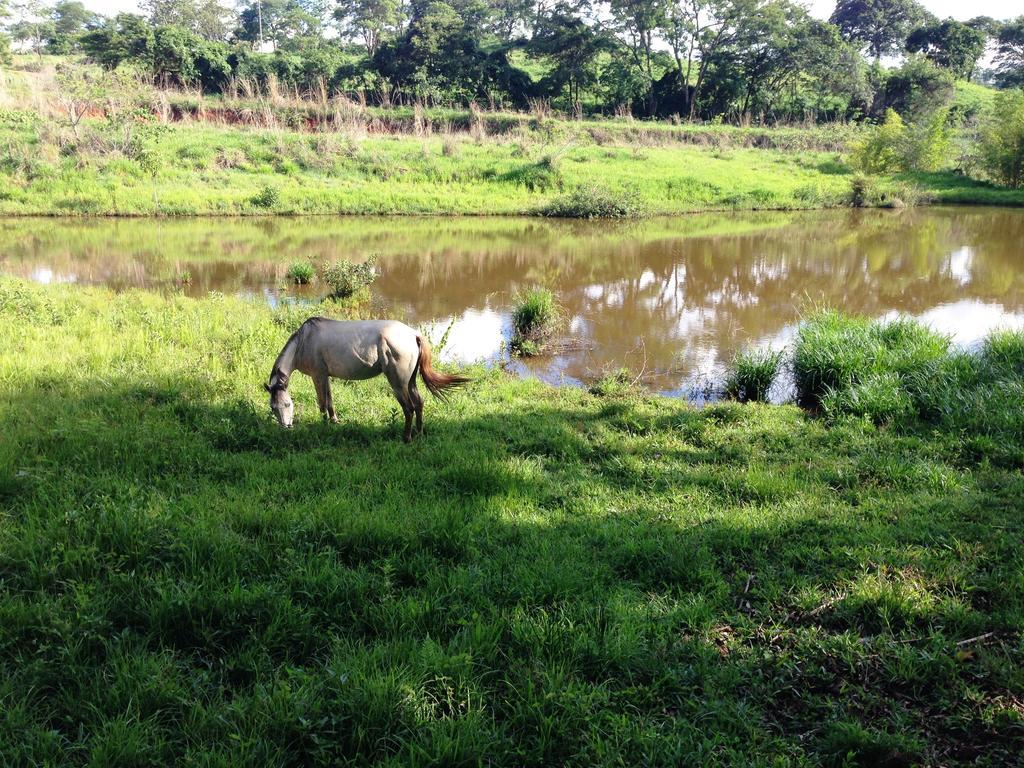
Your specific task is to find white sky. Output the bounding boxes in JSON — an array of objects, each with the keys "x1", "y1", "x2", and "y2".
[{"x1": 69, "y1": 0, "x2": 1024, "y2": 22}]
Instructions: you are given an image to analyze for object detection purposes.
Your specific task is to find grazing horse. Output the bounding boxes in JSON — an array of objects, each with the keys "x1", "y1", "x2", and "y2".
[{"x1": 265, "y1": 318, "x2": 469, "y2": 442}]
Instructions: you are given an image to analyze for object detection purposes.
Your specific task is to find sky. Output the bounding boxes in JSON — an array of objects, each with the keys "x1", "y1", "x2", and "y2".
[{"x1": 69, "y1": 0, "x2": 1024, "y2": 21}]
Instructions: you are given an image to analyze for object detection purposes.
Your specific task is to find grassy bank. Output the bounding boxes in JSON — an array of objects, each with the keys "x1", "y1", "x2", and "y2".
[
  {"x1": 1, "y1": 278, "x2": 1022, "y2": 765},
  {"x1": 2, "y1": 107, "x2": 1022, "y2": 216}
]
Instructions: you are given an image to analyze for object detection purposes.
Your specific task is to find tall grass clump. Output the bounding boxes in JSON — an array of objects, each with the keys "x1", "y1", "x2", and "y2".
[
  {"x1": 542, "y1": 182, "x2": 646, "y2": 219},
  {"x1": 724, "y1": 348, "x2": 784, "y2": 402},
  {"x1": 319, "y1": 255, "x2": 376, "y2": 299},
  {"x1": 793, "y1": 311, "x2": 949, "y2": 415},
  {"x1": 510, "y1": 287, "x2": 559, "y2": 355},
  {"x1": 286, "y1": 261, "x2": 314, "y2": 285}
]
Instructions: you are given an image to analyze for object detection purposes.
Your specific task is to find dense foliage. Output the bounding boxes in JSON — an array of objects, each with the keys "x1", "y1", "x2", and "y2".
[{"x1": 2, "y1": 0, "x2": 1022, "y2": 122}]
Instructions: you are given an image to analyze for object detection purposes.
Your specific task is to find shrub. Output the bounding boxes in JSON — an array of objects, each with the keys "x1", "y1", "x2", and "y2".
[
  {"x1": 852, "y1": 108, "x2": 951, "y2": 175},
  {"x1": 542, "y1": 183, "x2": 646, "y2": 219},
  {"x1": 724, "y1": 348, "x2": 784, "y2": 403},
  {"x1": 979, "y1": 89, "x2": 1024, "y2": 188},
  {"x1": 510, "y1": 287, "x2": 559, "y2": 355},
  {"x1": 852, "y1": 109, "x2": 907, "y2": 174},
  {"x1": 900, "y1": 109, "x2": 951, "y2": 172},
  {"x1": 319, "y1": 256, "x2": 376, "y2": 299},
  {"x1": 286, "y1": 261, "x2": 314, "y2": 285},
  {"x1": 250, "y1": 185, "x2": 279, "y2": 209}
]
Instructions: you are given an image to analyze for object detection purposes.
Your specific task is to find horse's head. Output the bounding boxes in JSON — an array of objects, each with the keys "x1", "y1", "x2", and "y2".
[{"x1": 264, "y1": 381, "x2": 294, "y2": 428}]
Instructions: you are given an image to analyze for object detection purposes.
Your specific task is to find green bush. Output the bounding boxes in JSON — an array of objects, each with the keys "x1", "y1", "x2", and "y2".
[
  {"x1": 542, "y1": 183, "x2": 646, "y2": 219},
  {"x1": 250, "y1": 185, "x2": 280, "y2": 209},
  {"x1": 510, "y1": 287, "x2": 559, "y2": 355},
  {"x1": 319, "y1": 256, "x2": 377, "y2": 299},
  {"x1": 286, "y1": 261, "x2": 315, "y2": 285},
  {"x1": 724, "y1": 348, "x2": 784, "y2": 403},
  {"x1": 852, "y1": 108, "x2": 950, "y2": 174},
  {"x1": 979, "y1": 89, "x2": 1024, "y2": 188},
  {"x1": 852, "y1": 109, "x2": 907, "y2": 174}
]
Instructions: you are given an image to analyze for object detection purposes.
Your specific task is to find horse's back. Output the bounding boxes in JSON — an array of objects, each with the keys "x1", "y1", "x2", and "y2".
[{"x1": 301, "y1": 318, "x2": 417, "y2": 380}]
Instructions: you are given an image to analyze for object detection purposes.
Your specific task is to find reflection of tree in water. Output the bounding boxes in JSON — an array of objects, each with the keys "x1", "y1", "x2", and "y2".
[{"x1": 3, "y1": 209, "x2": 1024, "y2": 390}]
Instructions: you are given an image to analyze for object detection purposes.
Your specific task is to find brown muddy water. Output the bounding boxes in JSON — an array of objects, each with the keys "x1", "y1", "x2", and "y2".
[{"x1": 2, "y1": 207, "x2": 1022, "y2": 399}]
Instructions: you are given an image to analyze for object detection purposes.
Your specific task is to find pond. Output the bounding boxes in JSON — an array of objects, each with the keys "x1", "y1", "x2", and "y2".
[{"x1": 2, "y1": 207, "x2": 1023, "y2": 399}]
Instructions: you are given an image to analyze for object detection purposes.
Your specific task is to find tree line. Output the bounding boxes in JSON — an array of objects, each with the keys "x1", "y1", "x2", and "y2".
[{"x1": 1, "y1": 0, "x2": 1023, "y2": 123}]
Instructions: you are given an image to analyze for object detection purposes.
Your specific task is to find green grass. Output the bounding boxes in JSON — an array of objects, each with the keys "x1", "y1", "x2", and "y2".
[
  {"x1": 510, "y1": 287, "x2": 560, "y2": 355},
  {"x1": 2, "y1": 109, "x2": 1022, "y2": 216},
  {"x1": 285, "y1": 261, "x2": 315, "y2": 285},
  {"x1": 794, "y1": 311, "x2": 1024, "y2": 466},
  {"x1": 724, "y1": 348, "x2": 785, "y2": 403},
  {"x1": 1, "y1": 278, "x2": 1022, "y2": 765}
]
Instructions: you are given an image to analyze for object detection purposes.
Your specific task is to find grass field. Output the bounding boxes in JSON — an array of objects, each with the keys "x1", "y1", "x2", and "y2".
[
  {"x1": 2, "y1": 104, "x2": 1022, "y2": 216},
  {"x1": 1, "y1": 278, "x2": 1022, "y2": 765}
]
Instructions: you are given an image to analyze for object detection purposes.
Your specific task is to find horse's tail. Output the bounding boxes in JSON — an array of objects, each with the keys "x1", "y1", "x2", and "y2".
[{"x1": 416, "y1": 335, "x2": 470, "y2": 401}]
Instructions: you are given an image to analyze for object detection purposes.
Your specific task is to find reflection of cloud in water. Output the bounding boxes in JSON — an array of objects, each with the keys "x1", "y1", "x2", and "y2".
[
  {"x1": 916, "y1": 301, "x2": 1024, "y2": 347},
  {"x1": 30, "y1": 267, "x2": 77, "y2": 285},
  {"x1": 429, "y1": 308, "x2": 506, "y2": 364},
  {"x1": 947, "y1": 247, "x2": 972, "y2": 286}
]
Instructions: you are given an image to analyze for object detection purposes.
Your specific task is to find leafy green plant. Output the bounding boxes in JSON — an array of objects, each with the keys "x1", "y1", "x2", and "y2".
[
  {"x1": 852, "y1": 109, "x2": 907, "y2": 174},
  {"x1": 510, "y1": 287, "x2": 559, "y2": 355},
  {"x1": 724, "y1": 348, "x2": 784, "y2": 403},
  {"x1": 250, "y1": 184, "x2": 279, "y2": 209},
  {"x1": 979, "y1": 89, "x2": 1024, "y2": 188},
  {"x1": 319, "y1": 256, "x2": 376, "y2": 298},
  {"x1": 286, "y1": 261, "x2": 314, "y2": 285},
  {"x1": 542, "y1": 182, "x2": 646, "y2": 219}
]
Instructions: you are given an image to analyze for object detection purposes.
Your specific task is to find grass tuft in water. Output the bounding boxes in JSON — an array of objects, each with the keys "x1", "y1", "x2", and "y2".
[
  {"x1": 286, "y1": 261, "x2": 315, "y2": 285},
  {"x1": 724, "y1": 348, "x2": 784, "y2": 402},
  {"x1": 510, "y1": 287, "x2": 559, "y2": 355}
]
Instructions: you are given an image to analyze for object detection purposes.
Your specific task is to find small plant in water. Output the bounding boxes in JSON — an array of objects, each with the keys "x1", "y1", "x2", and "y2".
[
  {"x1": 286, "y1": 261, "x2": 315, "y2": 285},
  {"x1": 319, "y1": 256, "x2": 377, "y2": 299},
  {"x1": 724, "y1": 348, "x2": 784, "y2": 403},
  {"x1": 178, "y1": 270, "x2": 192, "y2": 285},
  {"x1": 511, "y1": 287, "x2": 559, "y2": 356}
]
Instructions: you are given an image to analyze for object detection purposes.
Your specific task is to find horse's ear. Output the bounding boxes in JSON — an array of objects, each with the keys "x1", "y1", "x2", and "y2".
[{"x1": 263, "y1": 382, "x2": 271, "y2": 392}]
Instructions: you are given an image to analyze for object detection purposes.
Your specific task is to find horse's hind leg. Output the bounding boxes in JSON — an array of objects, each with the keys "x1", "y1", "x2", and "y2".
[
  {"x1": 410, "y1": 377, "x2": 424, "y2": 435},
  {"x1": 385, "y1": 365, "x2": 415, "y2": 442}
]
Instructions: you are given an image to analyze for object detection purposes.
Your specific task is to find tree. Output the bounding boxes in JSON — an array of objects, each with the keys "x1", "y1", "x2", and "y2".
[
  {"x1": 683, "y1": 0, "x2": 760, "y2": 120},
  {"x1": 979, "y1": 89, "x2": 1024, "y2": 188},
  {"x1": 9, "y1": 0, "x2": 55, "y2": 55},
  {"x1": 334, "y1": 0, "x2": 402, "y2": 57},
  {"x1": 46, "y1": 0, "x2": 101, "y2": 53},
  {"x1": 876, "y1": 55, "x2": 954, "y2": 119},
  {"x1": 830, "y1": 0, "x2": 928, "y2": 61},
  {"x1": 81, "y1": 14, "x2": 156, "y2": 69},
  {"x1": 609, "y1": 0, "x2": 667, "y2": 114},
  {"x1": 236, "y1": 0, "x2": 324, "y2": 50},
  {"x1": 141, "y1": 0, "x2": 233, "y2": 40},
  {"x1": 906, "y1": 19, "x2": 986, "y2": 80},
  {"x1": 0, "y1": 0, "x2": 11, "y2": 66},
  {"x1": 531, "y1": 3, "x2": 606, "y2": 112},
  {"x1": 994, "y1": 17, "x2": 1024, "y2": 88}
]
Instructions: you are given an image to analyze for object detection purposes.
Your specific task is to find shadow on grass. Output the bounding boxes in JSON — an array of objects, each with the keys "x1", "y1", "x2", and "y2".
[{"x1": 1, "y1": 376, "x2": 1022, "y2": 766}]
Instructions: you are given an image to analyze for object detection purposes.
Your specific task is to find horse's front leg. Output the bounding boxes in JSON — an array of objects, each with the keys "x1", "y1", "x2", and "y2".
[
  {"x1": 313, "y1": 373, "x2": 336, "y2": 423},
  {"x1": 323, "y1": 379, "x2": 339, "y2": 424}
]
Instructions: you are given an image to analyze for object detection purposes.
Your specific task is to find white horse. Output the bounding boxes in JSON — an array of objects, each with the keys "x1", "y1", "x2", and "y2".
[{"x1": 265, "y1": 318, "x2": 468, "y2": 442}]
